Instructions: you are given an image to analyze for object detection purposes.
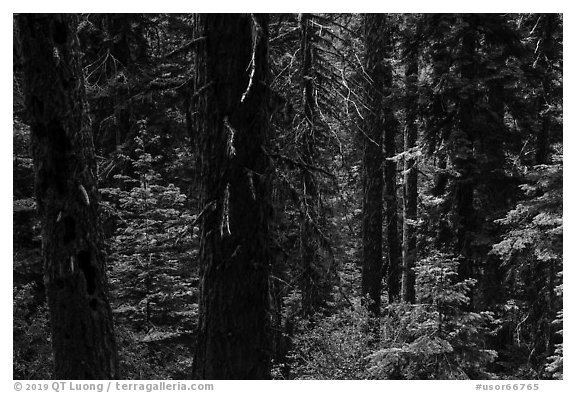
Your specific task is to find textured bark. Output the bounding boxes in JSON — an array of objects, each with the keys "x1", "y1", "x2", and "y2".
[
  {"x1": 361, "y1": 14, "x2": 385, "y2": 318},
  {"x1": 401, "y1": 42, "x2": 418, "y2": 304},
  {"x1": 382, "y1": 19, "x2": 401, "y2": 304},
  {"x1": 298, "y1": 13, "x2": 322, "y2": 317},
  {"x1": 191, "y1": 14, "x2": 272, "y2": 379},
  {"x1": 17, "y1": 14, "x2": 119, "y2": 379}
]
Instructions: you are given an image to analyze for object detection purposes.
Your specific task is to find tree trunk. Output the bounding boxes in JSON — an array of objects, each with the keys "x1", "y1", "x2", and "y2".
[
  {"x1": 87, "y1": 14, "x2": 135, "y2": 155},
  {"x1": 191, "y1": 14, "x2": 272, "y2": 380},
  {"x1": 454, "y1": 16, "x2": 477, "y2": 281},
  {"x1": 298, "y1": 13, "x2": 322, "y2": 317},
  {"x1": 427, "y1": 15, "x2": 452, "y2": 252},
  {"x1": 401, "y1": 40, "x2": 418, "y2": 304},
  {"x1": 361, "y1": 14, "x2": 385, "y2": 318},
  {"x1": 17, "y1": 14, "x2": 119, "y2": 379},
  {"x1": 535, "y1": 14, "x2": 556, "y2": 166},
  {"x1": 382, "y1": 18, "x2": 401, "y2": 303},
  {"x1": 480, "y1": 49, "x2": 509, "y2": 307}
]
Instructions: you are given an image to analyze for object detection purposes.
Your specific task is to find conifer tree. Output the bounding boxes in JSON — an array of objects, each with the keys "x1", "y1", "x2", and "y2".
[{"x1": 17, "y1": 13, "x2": 120, "y2": 379}]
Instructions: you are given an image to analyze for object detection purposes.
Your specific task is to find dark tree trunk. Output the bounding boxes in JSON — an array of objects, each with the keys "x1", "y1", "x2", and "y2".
[
  {"x1": 191, "y1": 14, "x2": 272, "y2": 380},
  {"x1": 361, "y1": 14, "x2": 385, "y2": 318},
  {"x1": 104, "y1": 15, "x2": 132, "y2": 67},
  {"x1": 432, "y1": 155, "x2": 449, "y2": 197},
  {"x1": 454, "y1": 17, "x2": 477, "y2": 281},
  {"x1": 535, "y1": 14, "x2": 556, "y2": 166},
  {"x1": 17, "y1": 14, "x2": 119, "y2": 379},
  {"x1": 401, "y1": 40, "x2": 418, "y2": 304},
  {"x1": 382, "y1": 18, "x2": 401, "y2": 303},
  {"x1": 427, "y1": 16, "x2": 452, "y2": 252},
  {"x1": 531, "y1": 14, "x2": 560, "y2": 357},
  {"x1": 480, "y1": 53, "x2": 510, "y2": 307},
  {"x1": 298, "y1": 13, "x2": 322, "y2": 317}
]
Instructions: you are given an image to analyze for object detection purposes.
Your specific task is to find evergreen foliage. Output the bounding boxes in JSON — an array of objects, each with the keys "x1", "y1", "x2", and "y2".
[
  {"x1": 13, "y1": 13, "x2": 562, "y2": 380},
  {"x1": 101, "y1": 125, "x2": 198, "y2": 378}
]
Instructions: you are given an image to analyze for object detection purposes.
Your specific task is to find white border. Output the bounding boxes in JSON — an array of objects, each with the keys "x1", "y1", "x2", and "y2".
[{"x1": 2, "y1": 2, "x2": 574, "y2": 390}]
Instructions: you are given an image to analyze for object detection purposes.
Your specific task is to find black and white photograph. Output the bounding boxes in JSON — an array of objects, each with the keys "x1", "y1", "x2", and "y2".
[{"x1": 10, "y1": 7, "x2": 565, "y2": 384}]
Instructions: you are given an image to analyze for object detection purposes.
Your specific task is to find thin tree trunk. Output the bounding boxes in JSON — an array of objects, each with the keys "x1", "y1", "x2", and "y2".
[
  {"x1": 535, "y1": 14, "x2": 556, "y2": 166},
  {"x1": 91, "y1": 14, "x2": 134, "y2": 155},
  {"x1": 17, "y1": 14, "x2": 119, "y2": 379},
  {"x1": 538, "y1": 14, "x2": 560, "y2": 355},
  {"x1": 382, "y1": 17, "x2": 401, "y2": 303},
  {"x1": 191, "y1": 14, "x2": 272, "y2": 379},
  {"x1": 455, "y1": 16, "x2": 477, "y2": 281},
  {"x1": 298, "y1": 13, "x2": 321, "y2": 317},
  {"x1": 402, "y1": 40, "x2": 418, "y2": 304},
  {"x1": 107, "y1": 14, "x2": 132, "y2": 149},
  {"x1": 481, "y1": 60, "x2": 509, "y2": 307},
  {"x1": 361, "y1": 14, "x2": 385, "y2": 319},
  {"x1": 533, "y1": 14, "x2": 559, "y2": 355},
  {"x1": 427, "y1": 15, "x2": 452, "y2": 253}
]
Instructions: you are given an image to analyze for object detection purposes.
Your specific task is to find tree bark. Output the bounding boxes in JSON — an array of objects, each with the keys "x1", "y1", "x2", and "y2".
[
  {"x1": 361, "y1": 14, "x2": 385, "y2": 318},
  {"x1": 17, "y1": 14, "x2": 120, "y2": 379},
  {"x1": 191, "y1": 14, "x2": 272, "y2": 379},
  {"x1": 401, "y1": 38, "x2": 418, "y2": 304},
  {"x1": 382, "y1": 18, "x2": 401, "y2": 303},
  {"x1": 298, "y1": 13, "x2": 322, "y2": 317}
]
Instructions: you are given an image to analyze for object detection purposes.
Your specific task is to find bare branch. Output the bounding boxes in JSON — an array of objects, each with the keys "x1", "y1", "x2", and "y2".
[{"x1": 162, "y1": 36, "x2": 206, "y2": 60}]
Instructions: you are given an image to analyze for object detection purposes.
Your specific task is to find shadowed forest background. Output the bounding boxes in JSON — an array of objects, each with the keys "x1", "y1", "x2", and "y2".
[{"x1": 13, "y1": 13, "x2": 562, "y2": 380}]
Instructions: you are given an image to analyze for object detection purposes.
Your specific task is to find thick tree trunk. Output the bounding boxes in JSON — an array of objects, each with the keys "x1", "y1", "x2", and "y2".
[
  {"x1": 17, "y1": 14, "x2": 119, "y2": 379},
  {"x1": 401, "y1": 42, "x2": 418, "y2": 304},
  {"x1": 361, "y1": 14, "x2": 385, "y2": 318},
  {"x1": 191, "y1": 14, "x2": 272, "y2": 379},
  {"x1": 382, "y1": 19, "x2": 401, "y2": 304}
]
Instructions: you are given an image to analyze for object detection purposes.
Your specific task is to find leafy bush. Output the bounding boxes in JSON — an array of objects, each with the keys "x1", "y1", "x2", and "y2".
[{"x1": 285, "y1": 301, "x2": 372, "y2": 379}]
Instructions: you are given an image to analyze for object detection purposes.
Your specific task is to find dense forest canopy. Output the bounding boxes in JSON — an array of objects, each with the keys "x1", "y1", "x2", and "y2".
[{"x1": 13, "y1": 13, "x2": 562, "y2": 380}]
